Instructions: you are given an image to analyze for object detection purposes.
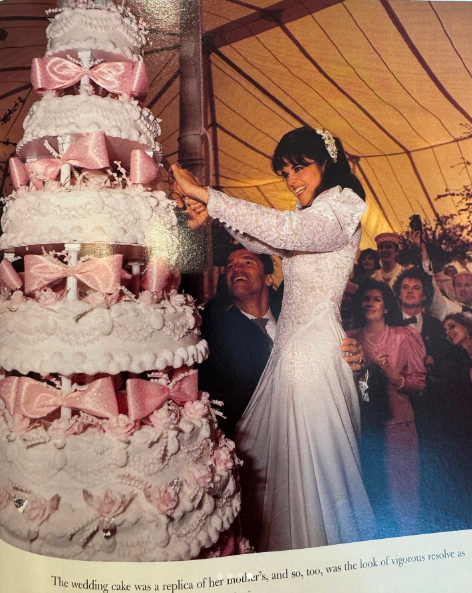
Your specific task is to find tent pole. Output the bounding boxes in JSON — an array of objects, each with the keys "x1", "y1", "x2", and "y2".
[
  {"x1": 178, "y1": 0, "x2": 205, "y2": 181},
  {"x1": 178, "y1": 0, "x2": 213, "y2": 300}
]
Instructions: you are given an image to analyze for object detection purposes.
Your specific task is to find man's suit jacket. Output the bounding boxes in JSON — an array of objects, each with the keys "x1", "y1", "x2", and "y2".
[
  {"x1": 421, "y1": 312, "x2": 455, "y2": 369},
  {"x1": 199, "y1": 304, "x2": 273, "y2": 439}
]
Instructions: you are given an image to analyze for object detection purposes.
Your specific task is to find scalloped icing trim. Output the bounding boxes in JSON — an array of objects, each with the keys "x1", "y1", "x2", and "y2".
[
  {"x1": 0, "y1": 186, "x2": 177, "y2": 249},
  {"x1": 18, "y1": 95, "x2": 160, "y2": 156},
  {"x1": 0, "y1": 404, "x2": 240, "y2": 561},
  {"x1": 0, "y1": 299, "x2": 209, "y2": 375},
  {"x1": 46, "y1": 8, "x2": 145, "y2": 61}
]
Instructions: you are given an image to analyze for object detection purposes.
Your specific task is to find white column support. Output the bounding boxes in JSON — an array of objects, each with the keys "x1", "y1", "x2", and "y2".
[
  {"x1": 61, "y1": 376, "x2": 72, "y2": 419},
  {"x1": 78, "y1": 50, "x2": 92, "y2": 96},
  {"x1": 58, "y1": 134, "x2": 72, "y2": 188},
  {"x1": 64, "y1": 243, "x2": 81, "y2": 301}
]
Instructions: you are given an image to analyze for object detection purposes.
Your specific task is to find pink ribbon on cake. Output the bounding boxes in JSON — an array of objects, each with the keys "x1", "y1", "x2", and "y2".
[
  {"x1": 0, "y1": 259, "x2": 23, "y2": 290},
  {"x1": 129, "y1": 149, "x2": 159, "y2": 186},
  {"x1": 0, "y1": 376, "x2": 119, "y2": 419},
  {"x1": 32, "y1": 57, "x2": 148, "y2": 98},
  {"x1": 141, "y1": 258, "x2": 171, "y2": 293},
  {"x1": 9, "y1": 157, "x2": 31, "y2": 189},
  {"x1": 24, "y1": 132, "x2": 110, "y2": 184},
  {"x1": 24, "y1": 253, "x2": 123, "y2": 294},
  {"x1": 126, "y1": 371, "x2": 198, "y2": 421}
]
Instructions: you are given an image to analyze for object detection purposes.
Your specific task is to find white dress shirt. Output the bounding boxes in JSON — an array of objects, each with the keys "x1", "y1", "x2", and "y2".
[{"x1": 239, "y1": 308, "x2": 277, "y2": 340}]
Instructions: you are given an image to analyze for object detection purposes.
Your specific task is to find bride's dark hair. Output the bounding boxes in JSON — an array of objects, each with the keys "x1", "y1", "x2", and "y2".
[{"x1": 272, "y1": 126, "x2": 365, "y2": 201}]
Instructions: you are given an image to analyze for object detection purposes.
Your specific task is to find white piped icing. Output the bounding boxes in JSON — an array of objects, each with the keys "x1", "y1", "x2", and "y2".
[
  {"x1": 18, "y1": 95, "x2": 160, "y2": 161},
  {"x1": 0, "y1": 297, "x2": 208, "y2": 376},
  {"x1": 1, "y1": 185, "x2": 177, "y2": 249},
  {"x1": 46, "y1": 8, "x2": 146, "y2": 61},
  {"x1": 0, "y1": 398, "x2": 241, "y2": 561}
]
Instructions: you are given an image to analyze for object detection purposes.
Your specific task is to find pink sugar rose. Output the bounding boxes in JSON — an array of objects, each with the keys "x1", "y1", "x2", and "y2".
[
  {"x1": 0, "y1": 487, "x2": 11, "y2": 509},
  {"x1": 102, "y1": 415, "x2": 137, "y2": 440},
  {"x1": 168, "y1": 290, "x2": 186, "y2": 307},
  {"x1": 26, "y1": 494, "x2": 59, "y2": 526},
  {"x1": 83, "y1": 489, "x2": 133, "y2": 519},
  {"x1": 83, "y1": 291, "x2": 107, "y2": 307},
  {"x1": 36, "y1": 288, "x2": 61, "y2": 308},
  {"x1": 149, "y1": 401, "x2": 180, "y2": 428},
  {"x1": 9, "y1": 291, "x2": 25, "y2": 307},
  {"x1": 191, "y1": 463, "x2": 213, "y2": 489},
  {"x1": 144, "y1": 486, "x2": 178, "y2": 515},
  {"x1": 81, "y1": 169, "x2": 111, "y2": 189},
  {"x1": 213, "y1": 446, "x2": 235, "y2": 470},
  {"x1": 47, "y1": 417, "x2": 85, "y2": 440},
  {"x1": 184, "y1": 399, "x2": 208, "y2": 420},
  {"x1": 138, "y1": 290, "x2": 159, "y2": 306}
]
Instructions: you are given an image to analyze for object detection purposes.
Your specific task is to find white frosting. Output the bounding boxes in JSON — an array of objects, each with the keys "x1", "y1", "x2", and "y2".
[
  {"x1": 17, "y1": 95, "x2": 160, "y2": 161},
  {"x1": 1, "y1": 185, "x2": 177, "y2": 249},
  {"x1": 0, "y1": 296, "x2": 208, "y2": 376},
  {"x1": 46, "y1": 8, "x2": 146, "y2": 61},
  {"x1": 0, "y1": 397, "x2": 241, "y2": 561}
]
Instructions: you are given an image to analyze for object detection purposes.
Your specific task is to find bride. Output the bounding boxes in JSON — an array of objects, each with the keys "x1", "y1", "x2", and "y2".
[{"x1": 170, "y1": 126, "x2": 376, "y2": 552}]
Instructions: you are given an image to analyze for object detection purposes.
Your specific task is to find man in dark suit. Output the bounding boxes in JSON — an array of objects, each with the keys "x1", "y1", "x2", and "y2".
[
  {"x1": 393, "y1": 267, "x2": 454, "y2": 376},
  {"x1": 393, "y1": 267, "x2": 456, "y2": 530},
  {"x1": 199, "y1": 248, "x2": 364, "y2": 438}
]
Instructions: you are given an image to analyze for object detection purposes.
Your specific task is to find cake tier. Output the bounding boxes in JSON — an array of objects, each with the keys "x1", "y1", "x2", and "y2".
[
  {"x1": 46, "y1": 7, "x2": 145, "y2": 62},
  {"x1": 0, "y1": 296, "x2": 208, "y2": 376},
  {"x1": 0, "y1": 396, "x2": 241, "y2": 561},
  {"x1": 17, "y1": 95, "x2": 160, "y2": 164},
  {"x1": 1, "y1": 186, "x2": 176, "y2": 249}
]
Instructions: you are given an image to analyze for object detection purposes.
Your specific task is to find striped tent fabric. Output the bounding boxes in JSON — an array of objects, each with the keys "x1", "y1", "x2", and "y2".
[{"x1": 1, "y1": 0, "x2": 472, "y2": 247}]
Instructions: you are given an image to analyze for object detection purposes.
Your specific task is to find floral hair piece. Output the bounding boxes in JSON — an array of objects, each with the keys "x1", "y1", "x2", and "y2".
[{"x1": 315, "y1": 128, "x2": 338, "y2": 163}]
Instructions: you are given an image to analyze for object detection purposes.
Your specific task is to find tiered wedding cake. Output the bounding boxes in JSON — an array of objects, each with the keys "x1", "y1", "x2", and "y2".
[{"x1": 0, "y1": 0, "x2": 243, "y2": 561}]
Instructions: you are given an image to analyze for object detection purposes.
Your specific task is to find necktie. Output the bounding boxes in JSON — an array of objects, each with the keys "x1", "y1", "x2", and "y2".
[
  {"x1": 251, "y1": 318, "x2": 274, "y2": 349},
  {"x1": 403, "y1": 316, "x2": 418, "y2": 326}
]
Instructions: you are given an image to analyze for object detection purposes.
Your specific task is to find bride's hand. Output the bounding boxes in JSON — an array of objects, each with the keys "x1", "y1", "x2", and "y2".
[
  {"x1": 169, "y1": 164, "x2": 209, "y2": 205},
  {"x1": 184, "y1": 196, "x2": 209, "y2": 229}
]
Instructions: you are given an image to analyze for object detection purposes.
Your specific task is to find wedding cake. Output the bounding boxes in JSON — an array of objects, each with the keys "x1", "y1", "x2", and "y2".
[{"x1": 0, "y1": 0, "x2": 243, "y2": 561}]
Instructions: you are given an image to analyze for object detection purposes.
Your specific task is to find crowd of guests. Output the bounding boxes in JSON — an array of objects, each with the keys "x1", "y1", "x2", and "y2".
[{"x1": 201, "y1": 227, "x2": 472, "y2": 540}]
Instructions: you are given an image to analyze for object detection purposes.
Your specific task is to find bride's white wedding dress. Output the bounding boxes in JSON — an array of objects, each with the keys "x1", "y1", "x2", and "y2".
[{"x1": 207, "y1": 185, "x2": 376, "y2": 552}]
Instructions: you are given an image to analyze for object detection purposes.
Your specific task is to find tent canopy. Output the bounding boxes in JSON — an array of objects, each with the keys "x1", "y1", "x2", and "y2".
[{"x1": 1, "y1": 0, "x2": 471, "y2": 247}]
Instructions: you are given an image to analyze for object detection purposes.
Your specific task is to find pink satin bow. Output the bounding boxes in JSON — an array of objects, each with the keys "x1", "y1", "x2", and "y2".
[
  {"x1": 0, "y1": 259, "x2": 23, "y2": 291},
  {"x1": 0, "y1": 376, "x2": 119, "y2": 419},
  {"x1": 126, "y1": 371, "x2": 198, "y2": 421},
  {"x1": 23, "y1": 132, "x2": 110, "y2": 186},
  {"x1": 141, "y1": 258, "x2": 171, "y2": 293},
  {"x1": 24, "y1": 253, "x2": 123, "y2": 294},
  {"x1": 32, "y1": 57, "x2": 148, "y2": 98},
  {"x1": 129, "y1": 149, "x2": 159, "y2": 186}
]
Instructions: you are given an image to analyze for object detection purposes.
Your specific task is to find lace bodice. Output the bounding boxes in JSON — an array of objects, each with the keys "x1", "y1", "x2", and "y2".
[{"x1": 207, "y1": 186, "x2": 366, "y2": 346}]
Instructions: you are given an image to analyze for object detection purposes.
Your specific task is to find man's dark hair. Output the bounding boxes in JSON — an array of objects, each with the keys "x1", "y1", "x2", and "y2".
[
  {"x1": 393, "y1": 267, "x2": 434, "y2": 308},
  {"x1": 228, "y1": 248, "x2": 274, "y2": 275}
]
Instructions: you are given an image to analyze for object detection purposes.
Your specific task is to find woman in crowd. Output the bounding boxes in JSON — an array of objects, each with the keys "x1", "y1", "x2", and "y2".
[
  {"x1": 348, "y1": 279, "x2": 426, "y2": 536},
  {"x1": 350, "y1": 248, "x2": 380, "y2": 286},
  {"x1": 438, "y1": 313, "x2": 472, "y2": 529},
  {"x1": 170, "y1": 126, "x2": 375, "y2": 552}
]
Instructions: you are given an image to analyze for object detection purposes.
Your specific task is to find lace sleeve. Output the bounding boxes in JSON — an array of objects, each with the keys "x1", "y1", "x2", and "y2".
[
  {"x1": 223, "y1": 227, "x2": 289, "y2": 258},
  {"x1": 207, "y1": 186, "x2": 366, "y2": 252}
]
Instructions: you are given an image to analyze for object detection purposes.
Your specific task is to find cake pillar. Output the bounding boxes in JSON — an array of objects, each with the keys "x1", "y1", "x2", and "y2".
[
  {"x1": 59, "y1": 135, "x2": 72, "y2": 188},
  {"x1": 61, "y1": 376, "x2": 72, "y2": 419},
  {"x1": 128, "y1": 260, "x2": 143, "y2": 297},
  {"x1": 64, "y1": 243, "x2": 80, "y2": 301},
  {"x1": 78, "y1": 50, "x2": 92, "y2": 96}
]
